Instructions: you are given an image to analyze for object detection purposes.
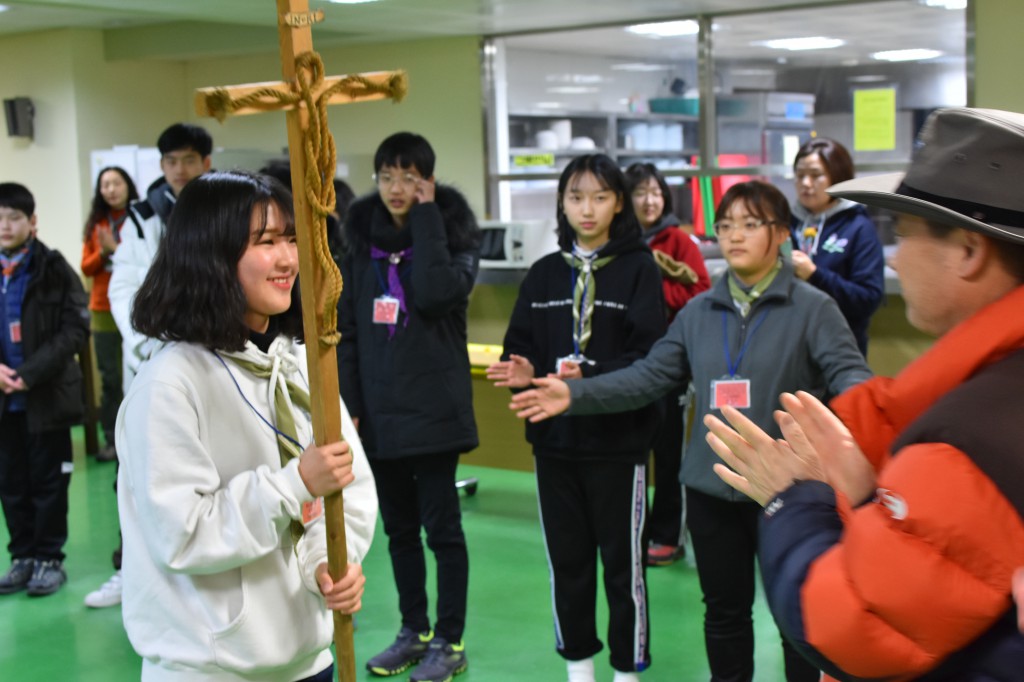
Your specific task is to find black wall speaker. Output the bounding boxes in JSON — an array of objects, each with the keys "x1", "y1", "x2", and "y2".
[{"x1": 4, "y1": 97, "x2": 34, "y2": 139}]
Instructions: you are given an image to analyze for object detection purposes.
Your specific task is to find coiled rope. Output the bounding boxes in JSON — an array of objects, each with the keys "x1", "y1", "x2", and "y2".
[{"x1": 202, "y1": 53, "x2": 409, "y2": 346}]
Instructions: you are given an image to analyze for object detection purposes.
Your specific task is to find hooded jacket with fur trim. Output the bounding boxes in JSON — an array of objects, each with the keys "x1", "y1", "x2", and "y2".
[{"x1": 337, "y1": 184, "x2": 481, "y2": 458}]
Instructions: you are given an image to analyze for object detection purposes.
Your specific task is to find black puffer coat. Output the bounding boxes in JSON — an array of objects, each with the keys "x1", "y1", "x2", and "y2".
[
  {"x1": 0, "y1": 239, "x2": 90, "y2": 432},
  {"x1": 337, "y1": 185, "x2": 480, "y2": 458}
]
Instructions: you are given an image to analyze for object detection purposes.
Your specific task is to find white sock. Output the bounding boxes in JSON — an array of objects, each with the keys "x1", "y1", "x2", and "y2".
[
  {"x1": 612, "y1": 672, "x2": 640, "y2": 682},
  {"x1": 567, "y1": 657, "x2": 595, "y2": 682}
]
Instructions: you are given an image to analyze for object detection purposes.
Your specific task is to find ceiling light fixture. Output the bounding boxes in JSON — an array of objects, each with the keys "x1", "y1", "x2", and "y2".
[
  {"x1": 611, "y1": 63, "x2": 673, "y2": 72},
  {"x1": 546, "y1": 86, "x2": 600, "y2": 95},
  {"x1": 920, "y1": 0, "x2": 967, "y2": 9},
  {"x1": 872, "y1": 48, "x2": 943, "y2": 61},
  {"x1": 545, "y1": 74, "x2": 605, "y2": 84},
  {"x1": 626, "y1": 20, "x2": 699, "y2": 38},
  {"x1": 0, "y1": 4, "x2": 9, "y2": 11},
  {"x1": 757, "y1": 36, "x2": 845, "y2": 51}
]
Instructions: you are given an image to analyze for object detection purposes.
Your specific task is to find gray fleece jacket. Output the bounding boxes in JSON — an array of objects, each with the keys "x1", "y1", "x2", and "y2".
[{"x1": 568, "y1": 260, "x2": 871, "y2": 501}]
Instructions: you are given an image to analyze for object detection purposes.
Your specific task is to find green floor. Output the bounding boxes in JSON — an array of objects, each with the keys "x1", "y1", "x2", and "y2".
[{"x1": 1, "y1": 432, "x2": 789, "y2": 681}]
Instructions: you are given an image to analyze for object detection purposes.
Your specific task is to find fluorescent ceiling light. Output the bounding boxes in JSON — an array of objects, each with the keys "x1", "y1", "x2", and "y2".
[
  {"x1": 534, "y1": 102, "x2": 566, "y2": 109},
  {"x1": 873, "y1": 48, "x2": 942, "y2": 61},
  {"x1": 626, "y1": 20, "x2": 699, "y2": 38},
  {"x1": 611, "y1": 63, "x2": 673, "y2": 72},
  {"x1": 546, "y1": 86, "x2": 599, "y2": 94},
  {"x1": 757, "y1": 36, "x2": 845, "y2": 51},
  {"x1": 730, "y1": 68, "x2": 775, "y2": 77},
  {"x1": 921, "y1": 0, "x2": 967, "y2": 9},
  {"x1": 848, "y1": 74, "x2": 889, "y2": 82},
  {"x1": 0, "y1": 4, "x2": 8, "y2": 11},
  {"x1": 546, "y1": 74, "x2": 604, "y2": 84}
]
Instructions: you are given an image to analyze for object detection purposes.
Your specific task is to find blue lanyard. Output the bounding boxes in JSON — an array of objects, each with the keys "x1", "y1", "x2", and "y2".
[
  {"x1": 213, "y1": 351, "x2": 304, "y2": 450},
  {"x1": 372, "y1": 260, "x2": 389, "y2": 295},
  {"x1": 722, "y1": 309, "x2": 769, "y2": 378}
]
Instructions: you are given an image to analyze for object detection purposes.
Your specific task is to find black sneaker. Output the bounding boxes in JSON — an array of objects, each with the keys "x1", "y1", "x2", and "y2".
[
  {"x1": 26, "y1": 559, "x2": 66, "y2": 596},
  {"x1": 366, "y1": 627, "x2": 433, "y2": 676},
  {"x1": 410, "y1": 638, "x2": 468, "y2": 682},
  {"x1": 0, "y1": 558, "x2": 35, "y2": 594}
]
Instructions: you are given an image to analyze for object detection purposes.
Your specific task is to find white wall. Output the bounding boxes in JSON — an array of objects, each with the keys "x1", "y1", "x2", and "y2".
[
  {"x1": 0, "y1": 29, "x2": 485, "y2": 275},
  {"x1": 0, "y1": 29, "x2": 186, "y2": 269}
]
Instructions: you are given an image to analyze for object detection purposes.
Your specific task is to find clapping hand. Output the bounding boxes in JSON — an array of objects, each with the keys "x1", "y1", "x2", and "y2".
[{"x1": 705, "y1": 391, "x2": 875, "y2": 507}]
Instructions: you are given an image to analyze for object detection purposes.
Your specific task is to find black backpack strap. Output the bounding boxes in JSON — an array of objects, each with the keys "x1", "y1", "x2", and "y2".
[{"x1": 127, "y1": 200, "x2": 152, "y2": 240}]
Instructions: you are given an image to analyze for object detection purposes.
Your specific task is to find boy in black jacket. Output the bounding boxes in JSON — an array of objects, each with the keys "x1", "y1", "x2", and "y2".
[
  {"x1": 0, "y1": 182, "x2": 90, "y2": 596},
  {"x1": 338, "y1": 132, "x2": 480, "y2": 682}
]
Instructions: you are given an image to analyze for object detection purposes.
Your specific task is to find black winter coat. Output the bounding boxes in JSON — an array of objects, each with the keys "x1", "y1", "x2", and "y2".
[
  {"x1": 501, "y1": 232, "x2": 667, "y2": 463},
  {"x1": 0, "y1": 239, "x2": 90, "y2": 432},
  {"x1": 337, "y1": 185, "x2": 481, "y2": 458}
]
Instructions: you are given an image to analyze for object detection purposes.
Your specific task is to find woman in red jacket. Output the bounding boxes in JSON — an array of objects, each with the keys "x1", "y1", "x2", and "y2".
[
  {"x1": 625, "y1": 163, "x2": 710, "y2": 566},
  {"x1": 81, "y1": 166, "x2": 138, "y2": 462}
]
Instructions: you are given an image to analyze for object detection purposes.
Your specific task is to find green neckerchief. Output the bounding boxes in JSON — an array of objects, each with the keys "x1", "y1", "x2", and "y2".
[
  {"x1": 222, "y1": 352, "x2": 312, "y2": 546},
  {"x1": 728, "y1": 258, "x2": 782, "y2": 317},
  {"x1": 561, "y1": 246, "x2": 616, "y2": 353}
]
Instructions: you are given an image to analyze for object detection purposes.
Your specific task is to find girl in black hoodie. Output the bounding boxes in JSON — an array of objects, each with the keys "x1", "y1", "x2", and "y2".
[{"x1": 487, "y1": 154, "x2": 665, "y2": 682}]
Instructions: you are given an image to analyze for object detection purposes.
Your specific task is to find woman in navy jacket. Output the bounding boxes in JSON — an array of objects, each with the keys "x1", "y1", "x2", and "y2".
[{"x1": 790, "y1": 138, "x2": 884, "y2": 356}]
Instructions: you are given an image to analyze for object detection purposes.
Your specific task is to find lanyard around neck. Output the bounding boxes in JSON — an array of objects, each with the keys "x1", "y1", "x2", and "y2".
[
  {"x1": 722, "y1": 309, "x2": 769, "y2": 378},
  {"x1": 213, "y1": 350, "x2": 304, "y2": 450}
]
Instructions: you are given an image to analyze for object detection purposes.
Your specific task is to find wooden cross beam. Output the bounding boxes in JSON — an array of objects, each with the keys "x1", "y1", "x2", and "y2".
[{"x1": 193, "y1": 2, "x2": 406, "y2": 681}]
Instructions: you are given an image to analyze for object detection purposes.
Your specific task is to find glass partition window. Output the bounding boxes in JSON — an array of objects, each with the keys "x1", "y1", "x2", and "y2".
[{"x1": 484, "y1": 0, "x2": 967, "y2": 236}]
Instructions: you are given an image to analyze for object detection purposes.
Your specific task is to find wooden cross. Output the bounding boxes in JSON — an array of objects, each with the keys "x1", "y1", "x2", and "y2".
[{"x1": 193, "y1": 2, "x2": 406, "y2": 681}]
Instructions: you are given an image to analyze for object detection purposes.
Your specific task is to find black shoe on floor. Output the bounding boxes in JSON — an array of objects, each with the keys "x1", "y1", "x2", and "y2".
[
  {"x1": 366, "y1": 627, "x2": 433, "y2": 676},
  {"x1": 0, "y1": 558, "x2": 35, "y2": 594},
  {"x1": 26, "y1": 559, "x2": 66, "y2": 596},
  {"x1": 410, "y1": 638, "x2": 468, "y2": 682}
]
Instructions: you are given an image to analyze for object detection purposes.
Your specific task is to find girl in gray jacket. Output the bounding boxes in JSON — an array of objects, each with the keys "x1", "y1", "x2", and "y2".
[{"x1": 509, "y1": 180, "x2": 871, "y2": 682}]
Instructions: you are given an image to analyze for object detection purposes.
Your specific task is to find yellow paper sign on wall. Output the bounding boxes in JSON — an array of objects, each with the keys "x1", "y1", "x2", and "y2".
[
  {"x1": 513, "y1": 154, "x2": 555, "y2": 167},
  {"x1": 854, "y1": 88, "x2": 897, "y2": 151}
]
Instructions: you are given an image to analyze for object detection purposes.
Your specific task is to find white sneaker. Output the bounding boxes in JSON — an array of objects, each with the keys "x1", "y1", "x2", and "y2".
[
  {"x1": 84, "y1": 570, "x2": 122, "y2": 608},
  {"x1": 567, "y1": 657, "x2": 595, "y2": 682}
]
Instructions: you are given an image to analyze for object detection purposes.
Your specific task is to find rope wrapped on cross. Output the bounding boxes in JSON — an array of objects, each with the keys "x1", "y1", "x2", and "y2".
[{"x1": 199, "y1": 52, "x2": 409, "y2": 346}]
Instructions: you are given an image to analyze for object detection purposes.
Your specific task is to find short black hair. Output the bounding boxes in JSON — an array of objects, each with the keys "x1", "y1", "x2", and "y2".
[
  {"x1": 131, "y1": 170, "x2": 303, "y2": 351},
  {"x1": 0, "y1": 182, "x2": 35, "y2": 216},
  {"x1": 715, "y1": 180, "x2": 792, "y2": 228},
  {"x1": 624, "y1": 162, "x2": 674, "y2": 217},
  {"x1": 157, "y1": 123, "x2": 213, "y2": 158},
  {"x1": 555, "y1": 154, "x2": 641, "y2": 251},
  {"x1": 925, "y1": 219, "x2": 1024, "y2": 284},
  {"x1": 374, "y1": 132, "x2": 435, "y2": 178}
]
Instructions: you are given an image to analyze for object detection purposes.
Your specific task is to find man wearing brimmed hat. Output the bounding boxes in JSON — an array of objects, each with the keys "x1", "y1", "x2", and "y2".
[{"x1": 703, "y1": 107, "x2": 1024, "y2": 680}]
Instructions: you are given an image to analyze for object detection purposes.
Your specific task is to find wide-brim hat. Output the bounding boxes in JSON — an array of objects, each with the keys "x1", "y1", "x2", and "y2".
[{"x1": 828, "y1": 107, "x2": 1024, "y2": 245}]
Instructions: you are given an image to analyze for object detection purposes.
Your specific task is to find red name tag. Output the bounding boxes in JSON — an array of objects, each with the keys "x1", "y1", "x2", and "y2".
[
  {"x1": 302, "y1": 497, "x2": 324, "y2": 525},
  {"x1": 372, "y1": 295, "x2": 399, "y2": 325},
  {"x1": 711, "y1": 378, "x2": 751, "y2": 410},
  {"x1": 8, "y1": 321, "x2": 20, "y2": 344}
]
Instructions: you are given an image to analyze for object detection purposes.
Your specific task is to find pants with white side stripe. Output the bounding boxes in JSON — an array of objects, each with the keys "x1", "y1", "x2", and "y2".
[{"x1": 535, "y1": 455, "x2": 650, "y2": 673}]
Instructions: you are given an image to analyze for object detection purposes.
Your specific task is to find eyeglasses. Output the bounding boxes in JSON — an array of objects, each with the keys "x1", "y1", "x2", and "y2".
[
  {"x1": 373, "y1": 172, "x2": 420, "y2": 189},
  {"x1": 714, "y1": 220, "x2": 775, "y2": 236}
]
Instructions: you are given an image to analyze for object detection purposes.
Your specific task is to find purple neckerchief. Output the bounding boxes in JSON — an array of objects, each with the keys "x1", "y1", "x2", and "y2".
[{"x1": 370, "y1": 245, "x2": 413, "y2": 338}]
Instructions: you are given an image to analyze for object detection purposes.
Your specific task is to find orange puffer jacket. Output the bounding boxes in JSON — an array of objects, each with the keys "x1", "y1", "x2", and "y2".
[{"x1": 759, "y1": 284, "x2": 1024, "y2": 681}]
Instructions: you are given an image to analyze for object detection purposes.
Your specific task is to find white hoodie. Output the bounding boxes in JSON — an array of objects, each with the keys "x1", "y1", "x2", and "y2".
[{"x1": 116, "y1": 336, "x2": 377, "y2": 681}]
